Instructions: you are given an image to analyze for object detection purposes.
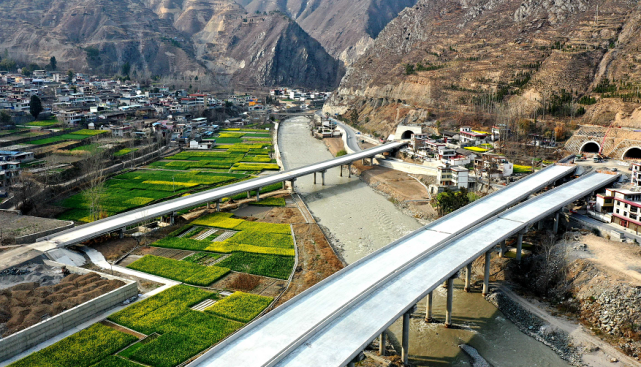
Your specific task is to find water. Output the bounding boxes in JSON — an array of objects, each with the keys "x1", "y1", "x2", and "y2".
[{"x1": 278, "y1": 117, "x2": 568, "y2": 366}]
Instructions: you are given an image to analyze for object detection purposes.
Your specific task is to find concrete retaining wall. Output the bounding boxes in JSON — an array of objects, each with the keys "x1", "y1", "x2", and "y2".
[
  {"x1": 0, "y1": 265, "x2": 138, "y2": 362},
  {"x1": 376, "y1": 159, "x2": 438, "y2": 176}
]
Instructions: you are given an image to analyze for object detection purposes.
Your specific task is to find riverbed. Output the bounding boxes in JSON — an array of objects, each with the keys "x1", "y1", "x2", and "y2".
[{"x1": 278, "y1": 117, "x2": 569, "y2": 366}]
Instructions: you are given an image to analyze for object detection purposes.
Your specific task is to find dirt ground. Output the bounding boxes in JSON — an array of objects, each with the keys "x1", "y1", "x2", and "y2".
[
  {"x1": 323, "y1": 137, "x2": 437, "y2": 220},
  {"x1": 210, "y1": 272, "x2": 287, "y2": 298},
  {"x1": 83, "y1": 263, "x2": 162, "y2": 293},
  {"x1": 573, "y1": 234, "x2": 641, "y2": 286},
  {"x1": 0, "y1": 272, "x2": 124, "y2": 337},
  {"x1": 273, "y1": 223, "x2": 344, "y2": 307},
  {"x1": 0, "y1": 211, "x2": 71, "y2": 241}
]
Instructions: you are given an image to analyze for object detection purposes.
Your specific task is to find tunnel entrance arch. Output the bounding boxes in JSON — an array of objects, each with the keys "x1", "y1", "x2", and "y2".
[
  {"x1": 580, "y1": 141, "x2": 601, "y2": 154},
  {"x1": 623, "y1": 147, "x2": 641, "y2": 160},
  {"x1": 400, "y1": 130, "x2": 414, "y2": 139}
]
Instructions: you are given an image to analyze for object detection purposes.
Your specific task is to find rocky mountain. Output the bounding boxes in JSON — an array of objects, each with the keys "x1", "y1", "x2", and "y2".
[
  {"x1": 0, "y1": 0, "x2": 343, "y2": 89},
  {"x1": 324, "y1": 0, "x2": 641, "y2": 136},
  {"x1": 237, "y1": 0, "x2": 417, "y2": 65}
]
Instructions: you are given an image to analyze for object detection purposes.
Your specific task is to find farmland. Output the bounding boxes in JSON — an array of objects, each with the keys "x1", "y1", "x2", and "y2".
[
  {"x1": 217, "y1": 252, "x2": 295, "y2": 279},
  {"x1": 27, "y1": 130, "x2": 109, "y2": 145},
  {"x1": 11, "y1": 284, "x2": 271, "y2": 367},
  {"x1": 206, "y1": 291, "x2": 273, "y2": 322},
  {"x1": 127, "y1": 255, "x2": 230, "y2": 286},
  {"x1": 56, "y1": 170, "x2": 248, "y2": 222},
  {"x1": 149, "y1": 129, "x2": 278, "y2": 173}
]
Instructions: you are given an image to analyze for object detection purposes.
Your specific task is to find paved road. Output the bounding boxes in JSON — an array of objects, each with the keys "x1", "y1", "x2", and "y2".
[
  {"x1": 331, "y1": 118, "x2": 364, "y2": 153},
  {"x1": 189, "y1": 164, "x2": 586, "y2": 367}
]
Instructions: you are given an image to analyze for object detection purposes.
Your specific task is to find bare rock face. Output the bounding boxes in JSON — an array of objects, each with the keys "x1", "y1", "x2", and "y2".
[
  {"x1": 237, "y1": 0, "x2": 418, "y2": 65},
  {"x1": 0, "y1": 0, "x2": 342, "y2": 89},
  {"x1": 325, "y1": 0, "x2": 641, "y2": 134}
]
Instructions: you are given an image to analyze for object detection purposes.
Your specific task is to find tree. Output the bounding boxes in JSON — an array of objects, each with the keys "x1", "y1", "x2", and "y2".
[
  {"x1": 67, "y1": 70, "x2": 74, "y2": 83},
  {"x1": 0, "y1": 110, "x2": 12, "y2": 125},
  {"x1": 349, "y1": 109, "x2": 359, "y2": 125},
  {"x1": 81, "y1": 150, "x2": 107, "y2": 222},
  {"x1": 21, "y1": 67, "x2": 32, "y2": 76},
  {"x1": 435, "y1": 188, "x2": 470, "y2": 216},
  {"x1": 29, "y1": 95, "x2": 43, "y2": 119},
  {"x1": 121, "y1": 62, "x2": 131, "y2": 76},
  {"x1": 48, "y1": 56, "x2": 57, "y2": 71}
]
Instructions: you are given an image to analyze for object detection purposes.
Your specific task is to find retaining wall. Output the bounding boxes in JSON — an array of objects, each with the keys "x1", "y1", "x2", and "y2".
[
  {"x1": 376, "y1": 159, "x2": 438, "y2": 176},
  {"x1": 14, "y1": 221, "x2": 75, "y2": 245},
  {"x1": 0, "y1": 265, "x2": 138, "y2": 362}
]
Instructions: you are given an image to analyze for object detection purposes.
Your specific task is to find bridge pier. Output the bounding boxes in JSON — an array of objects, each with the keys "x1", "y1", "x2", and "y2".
[
  {"x1": 464, "y1": 263, "x2": 472, "y2": 292},
  {"x1": 119, "y1": 227, "x2": 125, "y2": 239},
  {"x1": 445, "y1": 277, "x2": 454, "y2": 328},
  {"x1": 289, "y1": 178, "x2": 296, "y2": 191},
  {"x1": 402, "y1": 305, "x2": 416, "y2": 366},
  {"x1": 313, "y1": 172, "x2": 317, "y2": 184},
  {"x1": 482, "y1": 250, "x2": 491, "y2": 296},
  {"x1": 553, "y1": 210, "x2": 561, "y2": 234},
  {"x1": 516, "y1": 230, "x2": 525, "y2": 261},
  {"x1": 340, "y1": 165, "x2": 343, "y2": 177},
  {"x1": 247, "y1": 191, "x2": 250, "y2": 199},
  {"x1": 170, "y1": 214, "x2": 175, "y2": 225},
  {"x1": 379, "y1": 331, "x2": 387, "y2": 356},
  {"x1": 216, "y1": 200, "x2": 220, "y2": 212},
  {"x1": 256, "y1": 188, "x2": 261, "y2": 201},
  {"x1": 207, "y1": 202, "x2": 211, "y2": 210},
  {"x1": 425, "y1": 292, "x2": 433, "y2": 322},
  {"x1": 538, "y1": 219, "x2": 544, "y2": 230},
  {"x1": 499, "y1": 240, "x2": 507, "y2": 258},
  {"x1": 321, "y1": 171, "x2": 326, "y2": 186}
]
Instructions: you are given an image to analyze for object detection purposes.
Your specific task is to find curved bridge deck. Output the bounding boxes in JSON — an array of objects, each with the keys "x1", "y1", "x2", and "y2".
[{"x1": 189, "y1": 164, "x2": 590, "y2": 367}]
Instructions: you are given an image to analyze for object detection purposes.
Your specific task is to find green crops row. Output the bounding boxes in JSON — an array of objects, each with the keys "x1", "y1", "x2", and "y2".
[
  {"x1": 9, "y1": 324, "x2": 137, "y2": 367},
  {"x1": 114, "y1": 148, "x2": 137, "y2": 157},
  {"x1": 127, "y1": 255, "x2": 230, "y2": 286},
  {"x1": 217, "y1": 253, "x2": 295, "y2": 280},
  {"x1": 231, "y1": 163, "x2": 280, "y2": 171},
  {"x1": 108, "y1": 285, "x2": 244, "y2": 367},
  {"x1": 251, "y1": 197, "x2": 286, "y2": 207},
  {"x1": 206, "y1": 291, "x2": 273, "y2": 322}
]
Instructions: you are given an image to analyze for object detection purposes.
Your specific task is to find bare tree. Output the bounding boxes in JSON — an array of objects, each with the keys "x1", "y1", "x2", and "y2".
[{"x1": 81, "y1": 149, "x2": 107, "y2": 222}]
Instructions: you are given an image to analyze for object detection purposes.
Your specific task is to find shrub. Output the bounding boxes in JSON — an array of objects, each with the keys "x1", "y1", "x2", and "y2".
[
  {"x1": 206, "y1": 291, "x2": 273, "y2": 322},
  {"x1": 127, "y1": 255, "x2": 230, "y2": 286},
  {"x1": 336, "y1": 149, "x2": 347, "y2": 157},
  {"x1": 217, "y1": 252, "x2": 295, "y2": 279},
  {"x1": 9, "y1": 324, "x2": 137, "y2": 367}
]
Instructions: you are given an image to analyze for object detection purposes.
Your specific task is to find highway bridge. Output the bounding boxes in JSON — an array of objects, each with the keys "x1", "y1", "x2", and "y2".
[
  {"x1": 188, "y1": 164, "x2": 618, "y2": 367},
  {"x1": 37, "y1": 142, "x2": 405, "y2": 247}
]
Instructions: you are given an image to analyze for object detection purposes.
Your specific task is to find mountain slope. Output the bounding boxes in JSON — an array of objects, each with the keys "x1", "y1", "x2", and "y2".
[
  {"x1": 237, "y1": 0, "x2": 417, "y2": 64},
  {"x1": 0, "y1": 0, "x2": 343, "y2": 89},
  {"x1": 324, "y1": 0, "x2": 641, "y2": 136}
]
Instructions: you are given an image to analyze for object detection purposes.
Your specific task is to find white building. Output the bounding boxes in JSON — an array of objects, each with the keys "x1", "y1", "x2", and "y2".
[{"x1": 631, "y1": 163, "x2": 641, "y2": 187}]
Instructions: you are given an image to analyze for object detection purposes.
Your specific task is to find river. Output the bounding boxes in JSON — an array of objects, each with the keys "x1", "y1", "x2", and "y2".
[{"x1": 278, "y1": 117, "x2": 568, "y2": 366}]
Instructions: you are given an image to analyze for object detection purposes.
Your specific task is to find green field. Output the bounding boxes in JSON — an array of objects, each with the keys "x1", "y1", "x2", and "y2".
[
  {"x1": 250, "y1": 197, "x2": 286, "y2": 207},
  {"x1": 108, "y1": 285, "x2": 245, "y2": 367},
  {"x1": 151, "y1": 129, "x2": 276, "y2": 173},
  {"x1": 25, "y1": 119, "x2": 60, "y2": 127},
  {"x1": 114, "y1": 148, "x2": 137, "y2": 157},
  {"x1": 206, "y1": 291, "x2": 273, "y2": 322},
  {"x1": 9, "y1": 324, "x2": 137, "y2": 367},
  {"x1": 57, "y1": 170, "x2": 248, "y2": 222},
  {"x1": 127, "y1": 255, "x2": 230, "y2": 286},
  {"x1": 217, "y1": 252, "x2": 295, "y2": 279}
]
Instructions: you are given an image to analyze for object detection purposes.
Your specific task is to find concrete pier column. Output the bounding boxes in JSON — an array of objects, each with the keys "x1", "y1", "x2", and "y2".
[
  {"x1": 516, "y1": 231, "x2": 524, "y2": 261},
  {"x1": 340, "y1": 165, "x2": 343, "y2": 177},
  {"x1": 348, "y1": 164, "x2": 352, "y2": 178},
  {"x1": 379, "y1": 331, "x2": 386, "y2": 356},
  {"x1": 119, "y1": 227, "x2": 125, "y2": 239},
  {"x1": 216, "y1": 200, "x2": 220, "y2": 212},
  {"x1": 500, "y1": 240, "x2": 507, "y2": 258},
  {"x1": 256, "y1": 188, "x2": 261, "y2": 201},
  {"x1": 402, "y1": 307, "x2": 414, "y2": 366},
  {"x1": 170, "y1": 215, "x2": 175, "y2": 225},
  {"x1": 321, "y1": 171, "x2": 326, "y2": 186},
  {"x1": 445, "y1": 277, "x2": 454, "y2": 328},
  {"x1": 483, "y1": 250, "x2": 491, "y2": 296},
  {"x1": 425, "y1": 292, "x2": 433, "y2": 322},
  {"x1": 206, "y1": 202, "x2": 211, "y2": 210},
  {"x1": 247, "y1": 191, "x2": 250, "y2": 199},
  {"x1": 553, "y1": 211, "x2": 560, "y2": 234},
  {"x1": 289, "y1": 178, "x2": 296, "y2": 190},
  {"x1": 464, "y1": 263, "x2": 472, "y2": 292},
  {"x1": 313, "y1": 172, "x2": 317, "y2": 184}
]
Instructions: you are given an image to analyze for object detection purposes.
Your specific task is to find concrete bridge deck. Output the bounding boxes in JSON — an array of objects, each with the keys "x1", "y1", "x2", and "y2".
[
  {"x1": 272, "y1": 171, "x2": 618, "y2": 366},
  {"x1": 189, "y1": 164, "x2": 580, "y2": 367},
  {"x1": 38, "y1": 142, "x2": 405, "y2": 248}
]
